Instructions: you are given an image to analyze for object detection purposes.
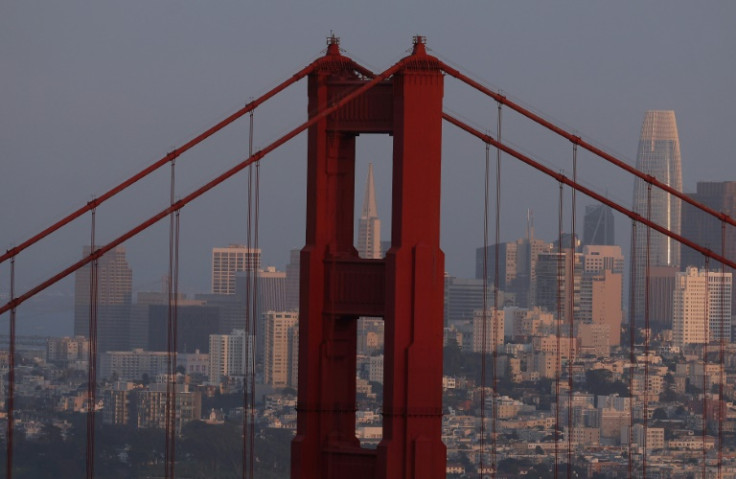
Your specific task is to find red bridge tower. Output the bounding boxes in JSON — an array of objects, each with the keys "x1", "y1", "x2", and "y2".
[{"x1": 291, "y1": 37, "x2": 446, "y2": 479}]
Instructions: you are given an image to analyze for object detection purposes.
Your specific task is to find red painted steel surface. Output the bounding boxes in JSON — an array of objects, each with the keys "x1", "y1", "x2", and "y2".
[{"x1": 291, "y1": 40, "x2": 447, "y2": 479}]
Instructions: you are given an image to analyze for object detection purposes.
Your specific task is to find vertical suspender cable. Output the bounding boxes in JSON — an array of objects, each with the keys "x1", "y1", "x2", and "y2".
[
  {"x1": 6, "y1": 257, "x2": 16, "y2": 479},
  {"x1": 479, "y1": 131, "x2": 489, "y2": 479},
  {"x1": 172, "y1": 210, "x2": 180, "y2": 473},
  {"x1": 555, "y1": 181, "x2": 564, "y2": 479},
  {"x1": 567, "y1": 144, "x2": 578, "y2": 478},
  {"x1": 86, "y1": 207, "x2": 98, "y2": 479},
  {"x1": 165, "y1": 160, "x2": 177, "y2": 479},
  {"x1": 628, "y1": 219, "x2": 637, "y2": 477},
  {"x1": 249, "y1": 112, "x2": 260, "y2": 479},
  {"x1": 174, "y1": 180, "x2": 182, "y2": 479},
  {"x1": 165, "y1": 163, "x2": 172, "y2": 479},
  {"x1": 491, "y1": 102, "x2": 502, "y2": 479},
  {"x1": 718, "y1": 221, "x2": 726, "y2": 479},
  {"x1": 643, "y1": 183, "x2": 652, "y2": 479},
  {"x1": 702, "y1": 256, "x2": 710, "y2": 479},
  {"x1": 243, "y1": 107, "x2": 255, "y2": 479}
]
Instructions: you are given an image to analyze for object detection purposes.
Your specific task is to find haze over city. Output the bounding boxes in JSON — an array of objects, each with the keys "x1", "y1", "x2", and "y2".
[
  {"x1": 3, "y1": 3, "x2": 735, "y2": 320},
  {"x1": 2, "y1": 2, "x2": 736, "y2": 478}
]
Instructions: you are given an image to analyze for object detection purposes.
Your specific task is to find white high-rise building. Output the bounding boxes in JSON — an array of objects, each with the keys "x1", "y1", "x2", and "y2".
[
  {"x1": 211, "y1": 245, "x2": 261, "y2": 295},
  {"x1": 357, "y1": 163, "x2": 381, "y2": 259},
  {"x1": 673, "y1": 268, "x2": 708, "y2": 347},
  {"x1": 706, "y1": 270, "x2": 733, "y2": 342},
  {"x1": 630, "y1": 111, "x2": 683, "y2": 321},
  {"x1": 580, "y1": 245, "x2": 624, "y2": 348},
  {"x1": 208, "y1": 329, "x2": 247, "y2": 384},
  {"x1": 471, "y1": 309, "x2": 504, "y2": 353},
  {"x1": 582, "y1": 245, "x2": 624, "y2": 275},
  {"x1": 673, "y1": 267, "x2": 732, "y2": 347},
  {"x1": 264, "y1": 311, "x2": 299, "y2": 387}
]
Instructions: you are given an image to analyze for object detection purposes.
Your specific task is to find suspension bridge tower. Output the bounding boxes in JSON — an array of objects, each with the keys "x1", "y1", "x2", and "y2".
[{"x1": 291, "y1": 36, "x2": 447, "y2": 479}]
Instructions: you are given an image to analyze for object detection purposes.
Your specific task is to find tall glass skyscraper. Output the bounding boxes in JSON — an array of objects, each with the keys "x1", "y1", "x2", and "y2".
[
  {"x1": 630, "y1": 110, "x2": 683, "y2": 322},
  {"x1": 583, "y1": 203, "x2": 615, "y2": 246}
]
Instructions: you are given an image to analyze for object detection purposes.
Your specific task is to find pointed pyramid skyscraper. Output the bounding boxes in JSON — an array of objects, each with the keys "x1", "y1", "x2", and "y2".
[{"x1": 357, "y1": 163, "x2": 382, "y2": 258}]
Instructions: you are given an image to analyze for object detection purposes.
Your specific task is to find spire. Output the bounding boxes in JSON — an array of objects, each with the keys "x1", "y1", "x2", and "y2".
[
  {"x1": 361, "y1": 162, "x2": 378, "y2": 219},
  {"x1": 526, "y1": 208, "x2": 534, "y2": 242},
  {"x1": 357, "y1": 163, "x2": 381, "y2": 259}
]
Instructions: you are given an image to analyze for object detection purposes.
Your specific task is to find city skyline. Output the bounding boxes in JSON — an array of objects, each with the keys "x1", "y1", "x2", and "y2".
[
  {"x1": 2, "y1": 5, "x2": 736, "y2": 476},
  {"x1": 3, "y1": 4, "x2": 735, "y2": 307}
]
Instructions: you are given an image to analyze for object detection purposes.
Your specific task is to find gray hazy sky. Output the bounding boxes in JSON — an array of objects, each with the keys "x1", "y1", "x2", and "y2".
[{"x1": 2, "y1": 2, "x2": 735, "y2": 310}]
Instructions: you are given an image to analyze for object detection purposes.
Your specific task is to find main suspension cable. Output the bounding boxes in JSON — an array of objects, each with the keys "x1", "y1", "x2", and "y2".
[
  {"x1": 0, "y1": 55, "x2": 343, "y2": 267},
  {"x1": 0, "y1": 57, "x2": 405, "y2": 318},
  {"x1": 438, "y1": 61, "x2": 736, "y2": 234},
  {"x1": 440, "y1": 114, "x2": 736, "y2": 272}
]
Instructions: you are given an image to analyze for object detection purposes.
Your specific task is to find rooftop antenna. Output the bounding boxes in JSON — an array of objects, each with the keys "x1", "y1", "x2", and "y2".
[{"x1": 326, "y1": 31, "x2": 340, "y2": 46}]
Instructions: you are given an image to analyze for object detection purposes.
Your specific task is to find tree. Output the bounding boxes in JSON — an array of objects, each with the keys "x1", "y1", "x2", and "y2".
[
  {"x1": 443, "y1": 339, "x2": 463, "y2": 376},
  {"x1": 585, "y1": 369, "x2": 629, "y2": 397},
  {"x1": 652, "y1": 408, "x2": 668, "y2": 420}
]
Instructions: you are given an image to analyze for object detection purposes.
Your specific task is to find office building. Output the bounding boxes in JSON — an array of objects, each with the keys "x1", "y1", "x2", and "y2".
[
  {"x1": 74, "y1": 246, "x2": 132, "y2": 353},
  {"x1": 285, "y1": 249, "x2": 301, "y2": 311},
  {"x1": 208, "y1": 329, "x2": 247, "y2": 384},
  {"x1": 580, "y1": 269, "x2": 622, "y2": 349},
  {"x1": 682, "y1": 181, "x2": 736, "y2": 268},
  {"x1": 211, "y1": 245, "x2": 261, "y2": 295},
  {"x1": 147, "y1": 303, "x2": 219, "y2": 354},
  {"x1": 508, "y1": 307, "x2": 555, "y2": 341},
  {"x1": 103, "y1": 382, "x2": 136, "y2": 426},
  {"x1": 579, "y1": 245, "x2": 624, "y2": 347},
  {"x1": 583, "y1": 203, "x2": 615, "y2": 246},
  {"x1": 582, "y1": 245, "x2": 624, "y2": 275},
  {"x1": 358, "y1": 318, "x2": 384, "y2": 356},
  {"x1": 672, "y1": 267, "x2": 732, "y2": 346},
  {"x1": 576, "y1": 323, "x2": 610, "y2": 357},
  {"x1": 444, "y1": 276, "x2": 493, "y2": 324},
  {"x1": 357, "y1": 163, "x2": 382, "y2": 259},
  {"x1": 535, "y1": 250, "x2": 583, "y2": 321},
  {"x1": 100, "y1": 349, "x2": 169, "y2": 381},
  {"x1": 475, "y1": 242, "x2": 517, "y2": 291},
  {"x1": 630, "y1": 110, "x2": 683, "y2": 321},
  {"x1": 682, "y1": 181, "x2": 736, "y2": 308},
  {"x1": 646, "y1": 266, "x2": 678, "y2": 330},
  {"x1": 476, "y1": 211, "x2": 552, "y2": 308},
  {"x1": 253, "y1": 267, "x2": 287, "y2": 315},
  {"x1": 264, "y1": 311, "x2": 299, "y2": 387},
  {"x1": 471, "y1": 309, "x2": 504, "y2": 353},
  {"x1": 46, "y1": 336, "x2": 89, "y2": 365},
  {"x1": 129, "y1": 289, "x2": 203, "y2": 350},
  {"x1": 135, "y1": 383, "x2": 201, "y2": 432}
]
